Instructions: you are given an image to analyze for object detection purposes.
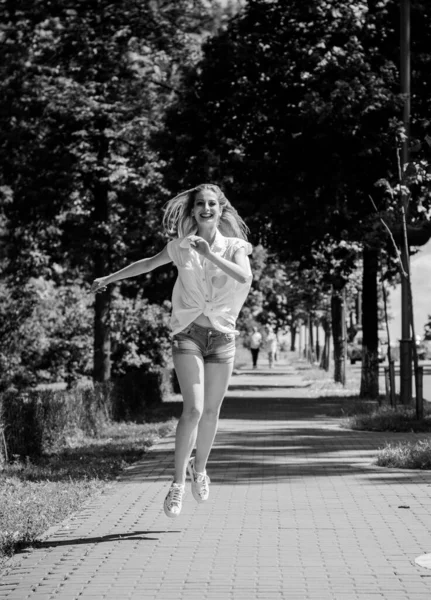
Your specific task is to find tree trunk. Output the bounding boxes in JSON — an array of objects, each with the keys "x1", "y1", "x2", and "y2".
[
  {"x1": 94, "y1": 287, "x2": 111, "y2": 382},
  {"x1": 360, "y1": 246, "x2": 379, "y2": 399},
  {"x1": 92, "y1": 180, "x2": 111, "y2": 382},
  {"x1": 290, "y1": 325, "x2": 297, "y2": 351},
  {"x1": 315, "y1": 322, "x2": 320, "y2": 362},
  {"x1": 308, "y1": 314, "x2": 314, "y2": 362},
  {"x1": 320, "y1": 320, "x2": 331, "y2": 371},
  {"x1": 331, "y1": 289, "x2": 346, "y2": 384},
  {"x1": 303, "y1": 322, "x2": 308, "y2": 358},
  {"x1": 356, "y1": 290, "x2": 362, "y2": 329}
]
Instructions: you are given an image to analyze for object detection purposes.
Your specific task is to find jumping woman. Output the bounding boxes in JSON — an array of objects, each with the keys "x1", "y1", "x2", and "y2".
[{"x1": 91, "y1": 184, "x2": 253, "y2": 518}]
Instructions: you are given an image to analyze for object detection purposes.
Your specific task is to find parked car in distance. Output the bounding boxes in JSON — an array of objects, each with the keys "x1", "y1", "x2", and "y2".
[
  {"x1": 415, "y1": 336, "x2": 428, "y2": 361},
  {"x1": 347, "y1": 333, "x2": 387, "y2": 365}
]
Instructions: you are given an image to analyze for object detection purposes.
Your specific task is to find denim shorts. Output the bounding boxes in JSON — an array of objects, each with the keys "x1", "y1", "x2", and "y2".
[{"x1": 172, "y1": 322, "x2": 236, "y2": 364}]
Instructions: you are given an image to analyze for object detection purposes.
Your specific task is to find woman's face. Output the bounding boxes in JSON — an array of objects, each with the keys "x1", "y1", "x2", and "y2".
[{"x1": 192, "y1": 189, "x2": 221, "y2": 227}]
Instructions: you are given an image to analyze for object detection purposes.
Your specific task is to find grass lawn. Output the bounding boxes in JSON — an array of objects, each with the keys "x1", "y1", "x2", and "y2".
[{"x1": 0, "y1": 397, "x2": 182, "y2": 570}]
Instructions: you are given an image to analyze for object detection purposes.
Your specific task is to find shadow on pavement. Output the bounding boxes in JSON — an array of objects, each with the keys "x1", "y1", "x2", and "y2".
[
  {"x1": 120, "y1": 392, "x2": 431, "y2": 487},
  {"x1": 220, "y1": 393, "x2": 356, "y2": 420},
  {"x1": 31, "y1": 530, "x2": 178, "y2": 550},
  {"x1": 227, "y1": 384, "x2": 311, "y2": 390}
]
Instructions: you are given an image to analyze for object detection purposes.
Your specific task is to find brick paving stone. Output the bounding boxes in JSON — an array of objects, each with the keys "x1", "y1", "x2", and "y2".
[{"x1": 2, "y1": 362, "x2": 431, "y2": 599}]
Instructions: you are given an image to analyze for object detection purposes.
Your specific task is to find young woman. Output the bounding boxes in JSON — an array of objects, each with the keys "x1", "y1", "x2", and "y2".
[
  {"x1": 264, "y1": 324, "x2": 278, "y2": 369},
  {"x1": 91, "y1": 184, "x2": 253, "y2": 518}
]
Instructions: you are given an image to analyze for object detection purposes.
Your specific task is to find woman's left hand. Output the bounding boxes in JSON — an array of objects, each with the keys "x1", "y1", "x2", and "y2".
[{"x1": 189, "y1": 235, "x2": 211, "y2": 257}]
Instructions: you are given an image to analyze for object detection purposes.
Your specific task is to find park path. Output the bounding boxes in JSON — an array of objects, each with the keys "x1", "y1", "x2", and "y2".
[{"x1": 1, "y1": 360, "x2": 431, "y2": 599}]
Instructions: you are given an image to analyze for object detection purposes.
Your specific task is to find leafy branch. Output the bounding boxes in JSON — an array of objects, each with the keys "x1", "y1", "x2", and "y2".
[{"x1": 368, "y1": 194, "x2": 407, "y2": 278}]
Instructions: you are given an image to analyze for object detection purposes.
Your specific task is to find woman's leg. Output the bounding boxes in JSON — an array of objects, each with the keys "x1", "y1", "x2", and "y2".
[
  {"x1": 268, "y1": 350, "x2": 274, "y2": 368},
  {"x1": 194, "y1": 361, "x2": 233, "y2": 473},
  {"x1": 251, "y1": 348, "x2": 258, "y2": 367},
  {"x1": 173, "y1": 353, "x2": 205, "y2": 484}
]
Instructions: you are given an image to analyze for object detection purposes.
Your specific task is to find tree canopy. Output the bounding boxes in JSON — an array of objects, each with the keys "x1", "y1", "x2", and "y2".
[
  {"x1": 164, "y1": 0, "x2": 431, "y2": 262},
  {"x1": 2, "y1": 0, "x2": 431, "y2": 390},
  {"x1": 0, "y1": 0, "x2": 217, "y2": 284},
  {"x1": 0, "y1": 0, "x2": 223, "y2": 384}
]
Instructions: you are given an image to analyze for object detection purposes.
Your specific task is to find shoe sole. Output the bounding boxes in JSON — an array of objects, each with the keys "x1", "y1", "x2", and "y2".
[{"x1": 187, "y1": 460, "x2": 208, "y2": 504}]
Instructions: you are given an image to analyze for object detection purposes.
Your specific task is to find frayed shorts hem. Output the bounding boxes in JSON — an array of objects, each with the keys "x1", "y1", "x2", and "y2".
[
  {"x1": 171, "y1": 322, "x2": 236, "y2": 364},
  {"x1": 172, "y1": 348, "x2": 234, "y2": 364}
]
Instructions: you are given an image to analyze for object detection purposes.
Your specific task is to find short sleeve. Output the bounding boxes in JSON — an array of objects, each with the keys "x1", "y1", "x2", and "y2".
[
  {"x1": 231, "y1": 239, "x2": 253, "y2": 257},
  {"x1": 167, "y1": 239, "x2": 180, "y2": 266},
  {"x1": 229, "y1": 238, "x2": 253, "y2": 284}
]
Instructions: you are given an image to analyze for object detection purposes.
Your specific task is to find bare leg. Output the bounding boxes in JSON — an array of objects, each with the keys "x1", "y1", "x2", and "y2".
[
  {"x1": 194, "y1": 361, "x2": 233, "y2": 473},
  {"x1": 173, "y1": 353, "x2": 205, "y2": 484},
  {"x1": 268, "y1": 350, "x2": 274, "y2": 368}
]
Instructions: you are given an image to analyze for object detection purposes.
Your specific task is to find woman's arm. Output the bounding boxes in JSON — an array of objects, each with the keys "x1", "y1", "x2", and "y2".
[
  {"x1": 90, "y1": 245, "x2": 172, "y2": 293},
  {"x1": 208, "y1": 247, "x2": 252, "y2": 284},
  {"x1": 190, "y1": 237, "x2": 251, "y2": 284}
]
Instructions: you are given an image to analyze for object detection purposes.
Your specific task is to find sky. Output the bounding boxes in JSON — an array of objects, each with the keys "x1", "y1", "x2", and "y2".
[{"x1": 387, "y1": 238, "x2": 431, "y2": 342}]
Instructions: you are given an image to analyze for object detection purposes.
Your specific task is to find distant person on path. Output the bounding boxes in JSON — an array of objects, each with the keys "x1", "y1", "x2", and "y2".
[
  {"x1": 249, "y1": 326, "x2": 262, "y2": 369},
  {"x1": 264, "y1": 324, "x2": 278, "y2": 368},
  {"x1": 91, "y1": 184, "x2": 253, "y2": 518}
]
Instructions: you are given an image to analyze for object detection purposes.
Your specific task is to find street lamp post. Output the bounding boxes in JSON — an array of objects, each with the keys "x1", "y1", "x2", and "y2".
[{"x1": 399, "y1": 0, "x2": 412, "y2": 405}]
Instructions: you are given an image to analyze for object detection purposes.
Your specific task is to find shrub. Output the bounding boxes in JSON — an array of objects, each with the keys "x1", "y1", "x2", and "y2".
[
  {"x1": 110, "y1": 295, "x2": 172, "y2": 376},
  {"x1": 0, "y1": 387, "x2": 109, "y2": 459},
  {"x1": 34, "y1": 283, "x2": 93, "y2": 386},
  {"x1": 345, "y1": 405, "x2": 431, "y2": 432},
  {"x1": 0, "y1": 363, "x2": 177, "y2": 460},
  {"x1": 376, "y1": 439, "x2": 431, "y2": 469},
  {"x1": 0, "y1": 281, "x2": 40, "y2": 391},
  {"x1": 0, "y1": 279, "x2": 173, "y2": 393},
  {"x1": 103, "y1": 365, "x2": 175, "y2": 422},
  {"x1": 0, "y1": 278, "x2": 93, "y2": 391}
]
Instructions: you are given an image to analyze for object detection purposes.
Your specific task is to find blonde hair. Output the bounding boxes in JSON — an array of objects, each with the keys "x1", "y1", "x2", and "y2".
[{"x1": 162, "y1": 183, "x2": 249, "y2": 240}]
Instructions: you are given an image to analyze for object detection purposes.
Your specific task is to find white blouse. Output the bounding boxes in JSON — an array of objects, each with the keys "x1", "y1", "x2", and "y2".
[{"x1": 167, "y1": 230, "x2": 253, "y2": 335}]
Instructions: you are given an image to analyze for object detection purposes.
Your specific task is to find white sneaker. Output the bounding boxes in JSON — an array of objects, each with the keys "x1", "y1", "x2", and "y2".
[
  {"x1": 163, "y1": 482, "x2": 185, "y2": 518},
  {"x1": 187, "y1": 457, "x2": 210, "y2": 503}
]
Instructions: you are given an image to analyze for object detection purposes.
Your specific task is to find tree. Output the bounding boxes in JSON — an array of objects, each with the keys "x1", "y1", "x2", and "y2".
[
  {"x1": 0, "y1": 0, "x2": 215, "y2": 381},
  {"x1": 162, "y1": 0, "x2": 431, "y2": 394},
  {"x1": 239, "y1": 244, "x2": 333, "y2": 362}
]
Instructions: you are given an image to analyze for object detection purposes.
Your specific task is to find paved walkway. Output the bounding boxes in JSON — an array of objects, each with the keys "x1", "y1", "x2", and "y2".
[{"x1": 2, "y1": 362, "x2": 431, "y2": 599}]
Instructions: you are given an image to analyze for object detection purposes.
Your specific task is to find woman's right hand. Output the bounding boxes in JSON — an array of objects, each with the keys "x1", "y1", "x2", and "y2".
[{"x1": 90, "y1": 277, "x2": 109, "y2": 294}]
